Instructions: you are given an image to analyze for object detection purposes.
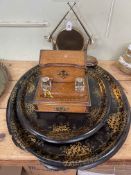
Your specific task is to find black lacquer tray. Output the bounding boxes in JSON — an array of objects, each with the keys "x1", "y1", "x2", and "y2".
[
  {"x1": 16, "y1": 66, "x2": 111, "y2": 144},
  {"x1": 0, "y1": 62, "x2": 8, "y2": 97},
  {"x1": 6, "y1": 65, "x2": 131, "y2": 169}
]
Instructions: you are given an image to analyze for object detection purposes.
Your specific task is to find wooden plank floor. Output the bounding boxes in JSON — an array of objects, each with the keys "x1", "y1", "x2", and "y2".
[{"x1": 0, "y1": 60, "x2": 131, "y2": 166}]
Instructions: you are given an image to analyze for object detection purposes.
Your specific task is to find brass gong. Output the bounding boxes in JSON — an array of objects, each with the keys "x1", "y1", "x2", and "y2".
[{"x1": 55, "y1": 29, "x2": 85, "y2": 50}]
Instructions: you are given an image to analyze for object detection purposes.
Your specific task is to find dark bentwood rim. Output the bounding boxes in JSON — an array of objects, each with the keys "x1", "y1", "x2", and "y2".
[
  {"x1": 6, "y1": 65, "x2": 131, "y2": 170},
  {"x1": 16, "y1": 66, "x2": 111, "y2": 144}
]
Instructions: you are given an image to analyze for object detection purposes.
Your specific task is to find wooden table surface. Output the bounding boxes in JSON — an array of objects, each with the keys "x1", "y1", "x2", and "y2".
[{"x1": 0, "y1": 60, "x2": 131, "y2": 173}]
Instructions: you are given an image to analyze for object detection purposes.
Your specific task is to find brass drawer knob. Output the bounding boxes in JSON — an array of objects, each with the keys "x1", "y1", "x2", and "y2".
[{"x1": 55, "y1": 106, "x2": 68, "y2": 112}]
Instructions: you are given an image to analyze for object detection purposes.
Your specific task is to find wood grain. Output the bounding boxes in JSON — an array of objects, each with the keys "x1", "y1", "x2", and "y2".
[
  {"x1": 98, "y1": 60, "x2": 131, "y2": 81},
  {"x1": 2, "y1": 60, "x2": 38, "y2": 81},
  {"x1": 40, "y1": 50, "x2": 85, "y2": 66},
  {"x1": 0, "y1": 60, "x2": 130, "y2": 167}
]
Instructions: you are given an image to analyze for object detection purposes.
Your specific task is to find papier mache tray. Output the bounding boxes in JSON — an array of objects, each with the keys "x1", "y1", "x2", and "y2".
[
  {"x1": 6, "y1": 65, "x2": 131, "y2": 169},
  {"x1": 15, "y1": 65, "x2": 111, "y2": 144},
  {"x1": 0, "y1": 62, "x2": 8, "y2": 97}
]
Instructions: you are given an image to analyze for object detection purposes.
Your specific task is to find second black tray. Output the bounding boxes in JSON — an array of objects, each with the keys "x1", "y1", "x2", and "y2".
[{"x1": 16, "y1": 66, "x2": 111, "y2": 144}]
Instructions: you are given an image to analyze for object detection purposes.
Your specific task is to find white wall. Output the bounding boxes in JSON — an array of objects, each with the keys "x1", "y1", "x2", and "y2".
[{"x1": 0, "y1": 0, "x2": 131, "y2": 61}]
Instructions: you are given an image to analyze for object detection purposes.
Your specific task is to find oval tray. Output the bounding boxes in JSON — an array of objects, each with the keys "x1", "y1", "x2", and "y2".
[
  {"x1": 16, "y1": 66, "x2": 111, "y2": 144},
  {"x1": 6, "y1": 65, "x2": 131, "y2": 169},
  {"x1": 0, "y1": 63, "x2": 8, "y2": 97}
]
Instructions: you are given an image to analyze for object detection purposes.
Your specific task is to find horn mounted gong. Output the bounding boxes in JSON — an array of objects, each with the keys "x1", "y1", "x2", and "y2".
[{"x1": 49, "y1": 2, "x2": 92, "y2": 51}]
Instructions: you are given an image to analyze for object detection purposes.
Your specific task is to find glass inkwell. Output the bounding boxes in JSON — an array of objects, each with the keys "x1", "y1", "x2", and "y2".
[
  {"x1": 41, "y1": 77, "x2": 52, "y2": 98},
  {"x1": 75, "y1": 77, "x2": 85, "y2": 92}
]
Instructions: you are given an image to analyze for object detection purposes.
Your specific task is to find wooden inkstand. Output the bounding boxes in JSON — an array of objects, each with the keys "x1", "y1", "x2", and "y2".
[{"x1": 34, "y1": 50, "x2": 91, "y2": 113}]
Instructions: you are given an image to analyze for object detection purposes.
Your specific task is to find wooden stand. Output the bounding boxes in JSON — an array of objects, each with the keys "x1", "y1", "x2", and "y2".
[{"x1": 34, "y1": 50, "x2": 91, "y2": 113}]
